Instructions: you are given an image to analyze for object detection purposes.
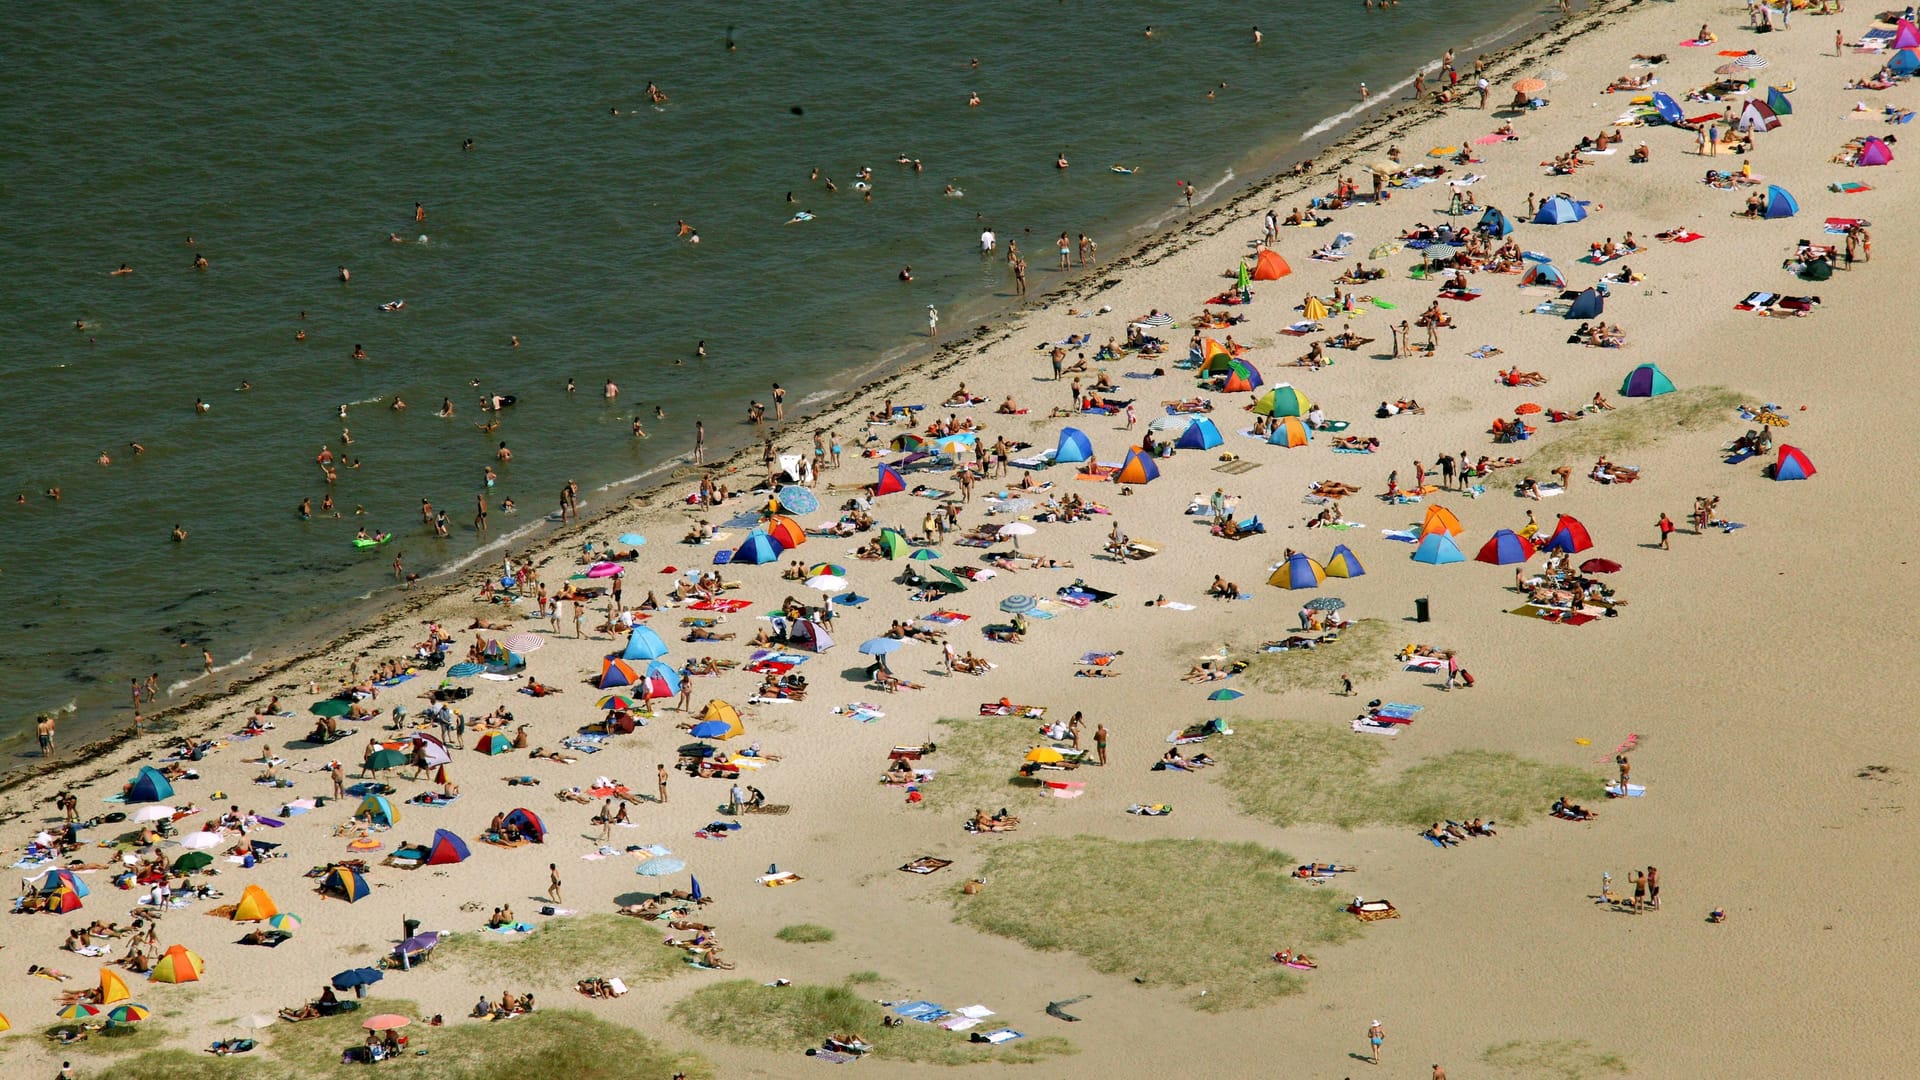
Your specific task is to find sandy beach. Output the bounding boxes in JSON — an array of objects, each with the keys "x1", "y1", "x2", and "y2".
[{"x1": 10, "y1": 2, "x2": 1920, "y2": 1076}]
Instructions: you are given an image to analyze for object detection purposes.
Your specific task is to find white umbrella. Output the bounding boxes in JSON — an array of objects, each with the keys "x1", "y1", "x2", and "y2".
[
  {"x1": 132, "y1": 805, "x2": 175, "y2": 823},
  {"x1": 1145, "y1": 414, "x2": 1192, "y2": 436},
  {"x1": 177, "y1": 832, "x2": 223, "y2": 850},
  {"x1": 998, "y1": 522, "x2": 1037, "y2": 551},
  {"x1": 804, "y1": 574, "x2": 847, "y2": 593}
]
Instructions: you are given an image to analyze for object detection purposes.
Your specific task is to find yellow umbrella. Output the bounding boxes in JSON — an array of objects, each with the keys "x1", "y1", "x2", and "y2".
[
  {"x1": 1302, "y1": 296, "x2": 1330, "y2": 321},
  {"x1": 1024, "y1": 747, "x2": 1064, "y2": 764}
]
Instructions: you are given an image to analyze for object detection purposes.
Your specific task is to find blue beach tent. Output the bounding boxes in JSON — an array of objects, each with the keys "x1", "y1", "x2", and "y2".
[
  {"x1": 1620, "y1": 364, "x2": 1675, "y2": 398},
  {"x1": 127, "y1": 766, "x2": 174, "y2": 803},
  {"x1": 621, "y1": 625, "x2": 669, "y2": 661},
  {"x1": 1765, "y1": 86, "x2": 1792, "y2": 116},
  {"x1": 1651, "y1": 92, "x2": 1685, "y2": 126},
  {"x1": 1174, "y1": 417, "x2": 1225, "y2": 450},
  {"x1": 1411, "y1": 533, "x2": 1466, "y2": 565},
  {"x1": 1476, "y1": 207, "x2": 1514, "y2": 237},
  {"x1": 1567, "y1": 288, "x2": 1605, "y2": 320},
  {"x1": 1764, "y1": 185, "x2": 1798, "y2": 219},
  {"x1": 1533, "y1": 195, "x2": 1588, "y2": 225},
  {"x1": 732, "y1": 530, "x2": 781, "y2": 565},
  {"x1": 1054, "y1": 427, "x2": 1094, "y2": 465}
]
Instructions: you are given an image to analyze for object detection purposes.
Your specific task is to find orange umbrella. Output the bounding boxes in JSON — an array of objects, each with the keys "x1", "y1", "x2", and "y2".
[
  {"x1": 1512, "y1": 77, "x2": 1547, "y2": 95},
  {"x1": 1514, "y1": 402, "x2": 1542, "y2": 415}
]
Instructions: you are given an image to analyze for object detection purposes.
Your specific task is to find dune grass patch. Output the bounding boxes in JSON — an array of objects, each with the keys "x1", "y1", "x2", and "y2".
[
  {"x1": 955, "y1": 836, "x2": 1359, "y2": 1011},
  {"x1": 1217, "y1": 719, "x2": 1602, "y2": 829},
  {"x1": 1243, "y1": 617, "x2": 1396, "y2": 694},
  {"x1": 932, "y1": 716, "x2": 1081, "y2": 811},
  {"x1": 1522, "y1": 385, "x2": 1745, "y2": 473},
  {"x1": 671, "y1": 980, "x2": 1074, "y2": 1065},
  {"x1": 1482, "y1": 1039, "x2": 1630, "y2": 1079},
  {"x1": 775, "y1": 923, "x2": 836, "y2": 944},
  {"x1": 436, "y1": 913, "x2": 686, "y2": 984}
]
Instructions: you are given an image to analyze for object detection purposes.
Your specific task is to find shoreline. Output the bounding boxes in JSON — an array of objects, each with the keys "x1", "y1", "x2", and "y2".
[{"x1": 2, "y1": 0, "x2": 1629, "y2": 792}]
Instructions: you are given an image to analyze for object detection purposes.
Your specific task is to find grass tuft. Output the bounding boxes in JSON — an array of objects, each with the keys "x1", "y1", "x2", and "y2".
[
  {"x1": 955, "y1": 837, "x2": 1359, "y2": 1011},
  {"x1": 1482, "y1": 1039, "x2": 1630, "y2": 1079},
  {"x1": 1217, "y1": 719, "x2": 1602, "y2": 829},
  {"x1": 775, "y1": 923, "x2": 836, "y2": 944},
  {"x1": 436, "y1": 913, "x2": 686, "y2": 984},
  {"x1": 1242, "y1": 618, "x2": 1396, "y2": 693},
  {"x1": 671, "y1": 980, "x2": 1075, "y2": 1065}
]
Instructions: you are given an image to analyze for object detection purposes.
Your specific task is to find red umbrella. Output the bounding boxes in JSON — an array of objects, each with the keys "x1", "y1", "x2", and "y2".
[
  {"x1": 1579, "y1": 558, "x2": 1623, "y2": 573},
  {"x1": 1514, "y1": 403, "x2": 1542, "y2": 415},
  {"x1": 363, "y1": 1014, "x2": 411, "y2": 1031}
]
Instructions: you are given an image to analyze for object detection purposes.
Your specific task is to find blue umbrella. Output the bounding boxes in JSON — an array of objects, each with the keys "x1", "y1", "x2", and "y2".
[
  {"x1": 1208, "y1": 688, "x2": 1246, "y2": 701},
  {"x1": 617, "y1": 533, "x2": 648, "y2": 547},
  {"x1": 331, "y1": 967, "x2": 384, "y2": 992},
  {"x1": 778, "y1": 485, "x2": 819, "y2": 514},
  {"x1": 909, "y1": 549, "x2": 942, "y2": 561},
  {"x1": 1000, "y1": 595, "x2": 1039, "y2": 615},
  {"x1": 445, "y1": 663, "x2": 484, "y2": 678},
  {"x1": 688, "y1": 721, "x2": 732, "y2": 739},
  {"x1": 637, "y1": 856, "x2": 687, "y2": 876},
  {"x1": 858, "y1": 637, "x2": 905, "y2": 655}
]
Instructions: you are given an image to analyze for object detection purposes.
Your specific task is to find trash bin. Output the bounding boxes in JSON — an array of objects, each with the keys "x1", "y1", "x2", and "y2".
[
  {"x1": 1414, "y1": 597, "x2": 1431, "y2": 623},
  {"x1": 403, "y1": 917, "x2": 422, "y2": 940}
]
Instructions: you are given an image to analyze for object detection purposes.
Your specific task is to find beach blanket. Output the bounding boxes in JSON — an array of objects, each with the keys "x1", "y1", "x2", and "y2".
[
  {"x1": 688, "y1": 599, "x2": 751, "y2": 613},
  {"x1": 900, "y1": 856, "x2": 952, "y2": 874},
  {"x1": 1606, "y1": 783, "x2": 1647, "y2": 798}
]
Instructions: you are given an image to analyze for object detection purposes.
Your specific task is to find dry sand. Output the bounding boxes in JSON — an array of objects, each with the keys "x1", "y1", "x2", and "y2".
[{"x1": 7, "y1": 2, "x2": 1918, "y2": 1076}]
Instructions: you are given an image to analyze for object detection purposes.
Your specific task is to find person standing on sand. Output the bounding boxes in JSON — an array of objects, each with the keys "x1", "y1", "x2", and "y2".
[
  {"x1": 1617, "y1": 754, "x2": 1631, "y2": 790},
  {"x1": 657, "y1": 763, "x2": 670, "y2": 803},
  {"x1": 1658, "y1": 513, "x2": 1674, "y2": 550},
  {"x1": 1647, "y1": 865, "x2": 1660, "y2": 909},
  {"x1": 1368, "y1": 1020, "x2": 1384, "y2": 1064},
  {"x1": 598, "y1": 803, "x2": 613, "y2": 842},
  {"x1": 1433, "y1": 1066, "x2": 1447, "y2": 1080},
  {"x1": 203, "y1": 649, "x2": 215, "y2": 676},
  {"x1": 1630, "y1": 869, "x2": 1646, "y2": 914},
  {"x1": 331, "y1": 762, "x2": 345, "y2": 799},
  {"x1": 1094, "y1": 723, "x2": 1108, "y2": 765},
  {"x1": 37, "y1": 715, "x2": 56, "y2": 757},
  {"x1": 548, "y1": 863, "x2": 562, "y2": 903}
]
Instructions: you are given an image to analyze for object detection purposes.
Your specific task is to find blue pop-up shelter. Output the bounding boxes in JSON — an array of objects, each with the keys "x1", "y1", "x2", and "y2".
[
  {"x1": 1764, "y1": 185, "x2": 1798, "y2": 219},
  {"x1": 1533, "y1": 195, "x2": 1588, "y2": 225},
  {"x1": 1411, "y1": 533, "x2": 1466, "y2": 565},
  {"x1": 1621, "y1": 363, "x2": 1675, "y2": 397},
  {"x1": 622, "y1": 625, "x2": 669, "y2": 661},
  {"x1": 1651, "y1": 92, "x2": 1685, "y2": 126},
  {"x1": 1567, "y1": 288, "x2": 1605, "y2": 320},
  {"x1": 1766, "y1": 86, "x2": 1792, "y2": 116},
  {"x1": 1325, "y1": 544, "x2": 1366, "y2": 578},
  {"x1": 1114, "y1": 447, "x2": 1160, "y2": 485},
  {"x1": 1771, "y1": 444, "x2": 1816, "y2": 481},
  {"x1": 732, "y1": 531, "x2": 781, "y2": 565},
  {"x1": 1476, "y1": 207, "x2": 1514, "y2": 237},
  {"x1": 1054, "y1": 427, "x2": 1094, "y2": 465},
  {"x1": 126, "y1": 766, "x2": 174, "y2": 803},
  {"x1": 1519, "y1": 261, "x2": 1566, "y2": 288},
  {"x1": 1891, "y1": 48, "x2": 1920, "y2": 76},
  {"x1": 425, "y1": 829, "x2": 471, "y2": 865},
  {"x1": 1174, "y1": 417, "x2": 1224, "y2": 450}
]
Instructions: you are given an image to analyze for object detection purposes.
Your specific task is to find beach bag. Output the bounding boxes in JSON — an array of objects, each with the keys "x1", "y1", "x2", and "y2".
[{"x1": 1459, "y1": 670, "x2": 1475, "y2": 688}]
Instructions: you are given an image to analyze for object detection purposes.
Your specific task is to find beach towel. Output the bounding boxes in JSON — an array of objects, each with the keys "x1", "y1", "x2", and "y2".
[
  {"x1": 1605, "y1": 783, "x2": 1646, "y2": 798},
  {"x1": 976, "y1": 1030, "x2": 1024, "y2": 1044},
  {"x1": 689, "y1": 599, "x2": 751, "y2": 613},
  {"x1": 900, "y1": 856, "x2": 952, "y2": 874}
]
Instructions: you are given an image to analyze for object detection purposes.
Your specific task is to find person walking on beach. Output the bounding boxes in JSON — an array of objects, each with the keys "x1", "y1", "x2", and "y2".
[
  {"x1": 598, "y1": 802, "x2": 613, "y2": 842},
  {"x1": 37, "y1": 715, "x2": 56, "y2": 758},
  {"x1": 657, "y1": 763, "x2": 670, "y2": 803},
  {"x1": 547, "y1": 863, "x2": 562, "y2": 903},
  {"x1": 1657, "y1": 512, "x2": 1675, "y2": 550},
  {"x1": 1094, "y1": 723, "x2": 1108, "y2": 765},
  {"x1": 694, "y1": 420, "x2": 705, "y2": 465},
  {"x1": 1368, "y1": 1020, "x2": 1384, "y2": 1064},
  {"x1": 1013, "y1": 256, "x2": 1027, "y2": 296},
  {"x1": 927, "y1": 304, "x2": 939, "y2": 341},
  {"x1": 1442, "y1": 650, "x2": 1460, "y2": 691},
  {"x1": 203, "y1": 649, "x2": 215, "y2": 676}
]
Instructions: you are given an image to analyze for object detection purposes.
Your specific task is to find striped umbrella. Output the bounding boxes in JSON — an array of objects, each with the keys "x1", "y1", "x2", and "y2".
[
  {"x1": 1734, "y1": 52, "x2": 1768, "y2": 69},
  {"x1": 106, "y1": 1004, "x2": 151, "y2": 1023},
  {"x1": 807, "y1": 562, "x2": 848, "y2": 578},
  {"x1": 268, "y1": 913, "x2": 303, "y2": 931},
  {"x1": 502, "y1": 634, "x2": 544, "y2": 654},
  {"x1": 58, "y1": 1002, "x2": 100, "y2": 1020},
  {"x1": 909, "y1": 549, "x2": 942, "y2": 561},
  {"x1": 1000, "y1": 594, "x2": 1039, "y2": 615},
  {"x1": 446, "y1": 662, "x2": 484, "y2": 678},
  {"x1": 595, "y1": 695, "x2": 640, "y2": 711}
]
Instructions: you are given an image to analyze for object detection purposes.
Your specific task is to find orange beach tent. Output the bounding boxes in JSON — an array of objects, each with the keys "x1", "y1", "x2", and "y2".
[
  {"x1": 1252, "y1": 248, "x2": 1292, "y2": 281},
  {"x1": 233, "y1": 884, "x2": 279, "y2": 922}
]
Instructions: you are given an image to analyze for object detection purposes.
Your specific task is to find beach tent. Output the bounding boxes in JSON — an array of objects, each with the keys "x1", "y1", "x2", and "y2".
[
  {"x1": 1891, "y1": 48, "x2": 1920, "y2": 76},
  {"x1": 1302, "y1": 296, "x2": 1331, "y2": 321},
  {"x1": 0, "y1": 1010, "x2": 8, "y2": 1033},
  {"x1": 621, "y1": 625, "x2": 669, "y2": 662},
  {"x1": 502, "y1": 807, "x2": 546, "y2": 842},
  {"x1": 732, "y1": 530, "x2": 781, "y2": 565},
  {"x1": 1220, "y1": 359, "x2": 1263, "y2": 394},
  {"x1": 597, "y1": 657, "x2": 640, "y2": 690},
  {"x1": 1268, "y1": 552, "x2": 1327, "y2": 590},
  {"x1": 1476, "y1": 206, "x2": 1515, "y2": 237},
  {"x1": 877, "y1": 527, "x2": 911, "y2": 559},
  {"x1": 1771, "y1": 444, "x2": 1816, "y2": 480},
  {"x1": 1738, "y1": 100, "x2": 1781, "y2": 133},
  {"x1": 1267, "y1": 417, "x2": 1310, "y2": 447},
  {"x1": 874, "y1": 463, "x2": 906, "y2": 497},
  {"x1": 1175, "y1": 417, "x2": 1225, "y2": 450},
  {"x1": 1253, "y1": 383, "x2": 1312, "y2": 417},
  {"x1": 1620, "y1": 363, "x2": 1675, "y2": 397},
  {"x1": 791, "y1": 617, "x2": 835, "y2": 652},
  {"x1": 1201, "y1": 339, "x2": 1236, "y2": 373},
  {"x1": 1533, "y1": 195, "x2": 1587, "y2": 225},
  {"x1": 639, "y1": 660, "x2": 680, "y2": 700},
  {"x1": 49, "y1": 888, "x2": 83, "y2": 914},
  {"x1": 1518, "y1": 261, "x2": 1566, "y2": 288},
  {"x1": 1114, "y1": 447, "x2": 1160, "y2": 485},
  {"x1": 1859, "y1": 136, "x2": 1894, "y2": 166},
  {"x1": 38, "y1": 868, "x2": 90, "y2": 899},
  {"x1": 232, "y1": 884, "x2": 278, "y2": 922},
  {"x1": 411, "y1": 733, "x2": 452, "y2": 769},
  {"x1": 1420, "y1": 505, "x2": 1463, "y2": 537},
  {"x1": 1411, "y1": 532, "x2": 1466, "y2": 564},
  {"x1": 150, "y1": 945, "x2": 204, "y2": 984},
  {"x1": 1252, "y1": 248, "x2": 1292, "y2": 280},
  {"x1": 126, "y1": 766, "x2": 174, "y2": 804},
  {"x1": 1542, "y1": 514, "x2": 1594, "y2": 554},
  {"x1": 699, "y1": 699, "x2": 744, "y2": 734},
  {"x1": 766, "y1": 515, "x2": 807, "y2": 550},
  {"x1": 1766, "y1": 86, "x2": 1792, "y2": 116},
  {"x1": 97, "y1": 969, "x2": 131, "y2": 1006},
  {"x1": 1567, "y1": 287, "x2": 1605, "y2": 320},
  {"x1": 425, "y1": 828, "x2": 471, "y2": 865},
  {"x1": 320, "y1": 866, "x2": 371, "y2": 902},
  {"x1": 356, "y1": 794, "x2": 401, "y2": 826},
  {"x1": 1897, "y1": 18, "x2": 1920, "y2": 49},
  {"x1": 1475, "y1": 529, "x2": 1536, "y2": 565},
  {"x1": 1054, "y1": 427, "x2": 1094, "y2": 464},
  {"x1": 1763, "y1": 185, "x2": 1798, "y2": 219},
  {"x1": 474, "y1": 732, "x2": 512, "y2": 756},
  {"x1": 1650, "y1": 91, "x2": 1685, "y2": 126},
  {"x1": 1325, "y1": 544, "x2": 1366, "y2": 578}
]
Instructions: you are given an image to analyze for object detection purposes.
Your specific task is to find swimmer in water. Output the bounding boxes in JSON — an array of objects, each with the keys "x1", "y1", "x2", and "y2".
[
  {"x1": 510, "y1": 335, "x2": 519, "y2": 348},
  {"x1": 46, "y1": 488, "x2": 62, "y2": 501},
  {"x1": 632, "y1": 418, "x2": 648, "y2": 438},
  {"x1": 824, "y1": 178, "x2": 837, "y2": 193},
  {"x1": 195, "y1": 399, "x2": 210, "y2": 414},
  {"x1": 1056, "y1": 152, "x2": 1070, "y2": 169},
  {"x1": 440, "y1": 398, "x2": 455, "y2": 417},
  {"x1": 295, "y1": 329, "x2": 307, "y2": 341},
  {"x1": 389, "y1": 233, "x2": 405, "y2": 243},
  {"x1": 967, "y1": 91, "x2": 980, "y2": 107},
  {"x1": 171, "y1": 524, "x2": 187, "y2": 542},
  {"x1": 391, "y1": 397, "x2": 406, "y2": 411},
  {"x1": 97, "y1": 450, "x2": 111, "y2": 466},
  {"x1": 352, "y1": 344, "x2": 367, "y2": 359},
  {"x1": 111, "y1": 264, "x2": 133, "y2": 276},
  {"x1": 338, "y1": 266, "x2": 350, "y2": 282},
  {"x1": 464, "y1": 138, "x2": 475, "y2": 151},
  {"x1": 129, "y1": 442, "x2": 145, "y2": 455},
  {"x1": 193, "y1": 254, "x2": 209, "y2": 270},
  {"x1": 898, "y1": 266, "x2": 913, "y2": 282},
  {"x1": 676, "y1": 219, "x2": 695, "y2": 238},
  {"x1": 237, "y1": 381, "x2": 251, "y2": 391}
]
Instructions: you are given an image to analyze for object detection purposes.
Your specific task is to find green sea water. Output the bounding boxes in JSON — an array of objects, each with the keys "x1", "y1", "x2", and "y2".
[{"x1": 0, "y1": 1, "x2": 1544, "y2": 745}]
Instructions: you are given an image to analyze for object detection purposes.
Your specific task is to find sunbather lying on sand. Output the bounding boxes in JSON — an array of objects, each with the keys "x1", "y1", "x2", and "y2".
[
  {"x1": 1500, "y1": 366, "x2": 1548, "y2": 387},
  {"x1": 1311, "y1": 480, "x2": 1362, "y2": 498},
  {"x1": 970, "y1": 808, "x2": 1019, "y2": 832},
  {"x1": 1551, "y1": 796, "x2": 1597, "y2": 821}
]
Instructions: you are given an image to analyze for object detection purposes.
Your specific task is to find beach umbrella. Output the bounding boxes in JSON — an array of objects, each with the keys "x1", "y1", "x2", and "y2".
[
  {"x1": 1369, "y1": 243, "x2": 1399, "y2": 259},
  {"x1": 998, "y1": 522, "x2": 1037, "y2": 550},
  {"x1": 1514, "y1": 402, "x2": 1542, "y2": 415},
  {"x1": 1025, "y1": 747, "x2": 1064, "y2": 764},
  {"x1": 177, "y1": 832, "x2": 223, "y2": 850},
  {"x1": 106, "y1": 1004, "x2": 150, "y2": 1023},
  {"x1": 365, "y1": 749, "x2": 409, "y2": 772},
  {"x1": 502, "y1": 633, "x2": 544, "y2": 654},
  {"x1": 363, "y1": 1014, "x2": 411, "y2": 1032},
  {"x1": 809, "y1": 562, "x2": 850, "y2": 576},
  {"x1": 1580, "y1": 558, "x2": 1623, "y2": 574},
  {"x1": 777, "y1": 485, "x2": 819, "y2": 514},
  {"x1": 1734, "y1": 52, "x2": 1767, "y2": 69},
  {"x1": 889, "y1": 433, "x2": 929, "y2": 452},
  {"x1": 637, "y1": 856, "x2": 687, "y2": 876},
  {"x1": 622, "y1": 625, "x2": 670, "y2": 661},
  {"x1": 1512, "y1": 77, "x2": 1546, "y2": 94},
  {"x1": 586, "y1": 562, "x2": 624, "y2": 578},
  {"x1": 616, "y1": 533, "x2": 648, "y2": 547},
  {"x1": 1208, "y1": 688, "x2": 1246, "y2": 701},
  {"x1": 688, "y1": 720, "x2": 735, "y2": 739},
  {"x1": 689, "y1": 875, "x2": 704, "y2": 901},
  {"x1": 858, "y1": 637, "x2": 905, "y2": 655},
  {"x1": 446, "y1": 662, "x2": 485, "y2": 678},
  {"x1": 596, "y1": 695, "x2": 640, "y2": 711},
  {"x1": 1000, "y1": 594, "x2": 1039, "y2": 615},
  {"x1": 309, "y1": 699, "x2": 351, "y2": 718},
  {"x1": 332, "y1": 967, "x2": 384, "y2": 992},
  {"x1": 132, "y1": 804, "x2": 176, "y2": 823},
  {"x1": 171, "y1": 852, "x2": 213, "y2": 872},
  {"x1": 804, "y1": 574, "x2": 847, "y2": 593},
  {"x1": 908, "y1": 549, "x2": 941, "y2": 561},
  {"x1": 267, "y1": 913, "x2": 302, "y2": 931},
  {"x1": 57, "y1": 1003, "x2": 101, "y2": 1020},
  {"x1": 1303, "y1": 596, "x2": 1346, "y2": 611}
]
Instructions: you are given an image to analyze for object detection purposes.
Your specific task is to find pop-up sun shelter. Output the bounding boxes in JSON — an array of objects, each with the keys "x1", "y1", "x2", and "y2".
[
  {"x1": 1325, "y1": 544, "x2": 1366, "y2": 578},
  {"x1": 874, "y1": 463, "x2": 906, "y2": 496},
  {"x1": 1411, "y1": 532, "x2": 1466, "y2": 564},
  {"x1": 1267, "y1": 417, "x2": 1310, "y2": 447},
  {"x1": 1766, "y1": 86, "x2": 1792, "y2": 116},
  {"x1": 1771, "y1": 444, "x2": 1816, "y2": 480},
  {"x1": 1252, "y1": 248, "x2": 1292, "y2": 280},
  {"x1": 320, "y1": 866, "x2": 371, "y2": 902},
  {"x1": 126, "y1": 766, "x2": 174, "y2": 803},
  {"x1": 1268, "y1": 552, "x2": 1327, "y2": 590},
  {"x1": 1114, "y1": 447, "x2": 1160, "y2": 485},
  {"x1": 1175, "y1": 417, "x2": 1225, "y2": 450},
  {"x1": 502, "y1": 807, "x2": 546, "y2": 841},
  {"x1": 1254, "y1": 383, "x2": 1312, "y2": 417},
  {"x1": 732, "y1": 530, "x2": 781, "y2": 565},
  {"x1": 474, "y1": 732, "x2": 512, "y2": 756},
  {"x1": 1651, "y1": 91, "x2": 1685, "y2": 125},
  {"x1": 1764, "y1": 185, "x2": 1798, "y2": 219},
  {"x1": 1621, "y1": 364, "x2": 1675, "y2": 397},
  {"x1": 1890, "y1": 48, "x2": 1920, "y2": 76},
  {"x1": 1054, "y1": 427, "x2": 1094, "y2": 464},
  {"x1": 790, "y1": 617, "x2": 834, "y2": 652},
  {"x1": 1476, "y1": 207, "x2": 1514, "y2": 237},
  {"x1": 1567, "y1": 287, "x2": 1605, "y2": 320},
  {"x1": 1220, "y1": 359, "x2": 1263, "y2": 394},
  {"x1": 622, "y1": 625, "x2": 669, "y2": 661},
  {"x1": 1738, "y1": 100, "x2": 1781, "y2": 133},
  {"x1": 356, "y1": 794, "x2": 400, "y2": 826},
  {"x1": 1533, "y1": 195, "x2": 1587, "y2": 225},
  {"x1": 97, "y1": 969, "x2": 131, "y2": 1005},
  {"x1": 233, "y1": 884, "x2": 279, "y2": 921},
  {"x1": 766, "y1": 516, "x2": 807, "y2": 550},
  {"x1": 425, "y1": 828, "x2": 471, "y2": 865},
  {"x1": 151, "y1": 944, "x2": 204, "y2": 984},
  {"x1": 39, "y1": 868, "x2": 89, "y2": 898},
  {"x1": 1542, "y1": 514, "x2": 1594, "y2": 554},
  {"x1": 1859, "y1": 136, "x2": 1894, "y2": 166},
  {"x1": 597, "y1": 657, "x2": 639, "y2": 690},
  {"x1": 1476, "y1": 529, "x2": 1536, "y2": 565},
  {"x1": 1420, "y1": 505, "x2": 1463, "y2": 537},
  {"x1": 1897, "y1": 18, "x2": 1920, "y2": 48},
  {"x1": 1519, "y1": 261, "x2": 1566, "y2": 288}
]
